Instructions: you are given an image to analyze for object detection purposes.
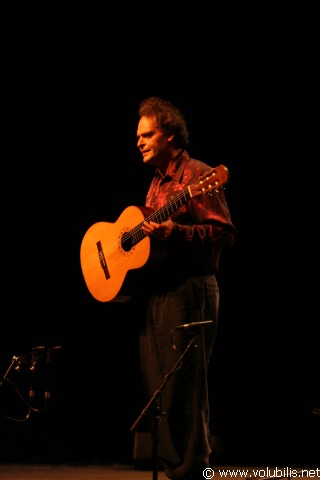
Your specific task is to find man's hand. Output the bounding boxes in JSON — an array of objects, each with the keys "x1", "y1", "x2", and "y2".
[{"x1": 142, "y1": 218, "x2": 174, "y2": 241}]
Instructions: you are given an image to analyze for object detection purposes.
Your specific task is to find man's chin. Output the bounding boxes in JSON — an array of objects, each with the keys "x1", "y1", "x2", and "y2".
[{"x1": 143, "y1": 157, "x2": 155, "y2": 165}]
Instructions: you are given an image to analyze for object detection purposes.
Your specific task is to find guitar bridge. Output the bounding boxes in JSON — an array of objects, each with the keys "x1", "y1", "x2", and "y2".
[{"x1": 96, "y1": 241, "x2": 110, "y2": 279}]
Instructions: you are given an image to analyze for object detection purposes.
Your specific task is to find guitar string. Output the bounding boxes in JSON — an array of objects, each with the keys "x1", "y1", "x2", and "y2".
[
  {"x1": 102, "y1": 187, "x2": 192, "y2": 264},
  {"x1": 101, "y1": 167, "x2": 223, "y2": 264}
]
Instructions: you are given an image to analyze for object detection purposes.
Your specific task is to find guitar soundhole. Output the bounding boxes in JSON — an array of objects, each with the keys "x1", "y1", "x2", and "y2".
[{"x1": 121, "y1": 234, "x2": 133, "y2": 253}]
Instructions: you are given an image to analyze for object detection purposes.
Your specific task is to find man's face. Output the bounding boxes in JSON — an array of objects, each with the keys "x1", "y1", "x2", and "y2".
[{"x1": 137, "y1": 115, "x2": 171, "y2": 167}]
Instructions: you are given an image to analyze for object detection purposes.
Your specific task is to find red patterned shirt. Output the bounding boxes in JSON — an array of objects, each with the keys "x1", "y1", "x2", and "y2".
[{"x1": 144, "y1": 150, "x2": 236, "y2": 281}]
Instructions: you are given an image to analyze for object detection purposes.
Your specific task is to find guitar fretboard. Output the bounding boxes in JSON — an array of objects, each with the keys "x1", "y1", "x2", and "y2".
[{"x1": 130, "y1": 187, "x2": 192, "y2": 246}]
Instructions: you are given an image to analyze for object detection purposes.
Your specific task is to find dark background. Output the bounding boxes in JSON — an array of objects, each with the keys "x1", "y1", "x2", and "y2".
[{"x1": 2, "y1": 2, "x2": 318, "y2": 468}]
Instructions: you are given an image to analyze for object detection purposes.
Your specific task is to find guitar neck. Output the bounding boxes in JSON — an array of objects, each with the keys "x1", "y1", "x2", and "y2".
[
  {"x1": 130, "y1": 187, "x2": 192, "y2": 246},
  {"x1": 125, "y1": 165, "x2": 228, "y2": 248}
]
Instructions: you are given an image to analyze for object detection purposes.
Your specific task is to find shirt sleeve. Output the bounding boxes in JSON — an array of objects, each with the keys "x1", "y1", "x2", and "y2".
[{"x1": 171, "y1": 189, "x2": 236, "y2": 248}]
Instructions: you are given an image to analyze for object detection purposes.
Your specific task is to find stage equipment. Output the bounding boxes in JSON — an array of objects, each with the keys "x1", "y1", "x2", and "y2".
[{"x1": 0, "y1": 345, "x2": 61, "y2": 421}]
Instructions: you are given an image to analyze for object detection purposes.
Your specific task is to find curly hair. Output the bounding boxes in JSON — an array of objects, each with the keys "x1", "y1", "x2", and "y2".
[{"x1": 138, "y1": 96, "x2": 190, "y2": 149}]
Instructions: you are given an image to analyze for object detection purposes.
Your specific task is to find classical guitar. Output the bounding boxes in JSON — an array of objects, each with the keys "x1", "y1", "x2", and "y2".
[{"x1": 80, "y1": 164, "x2": 229, "y2": 302}]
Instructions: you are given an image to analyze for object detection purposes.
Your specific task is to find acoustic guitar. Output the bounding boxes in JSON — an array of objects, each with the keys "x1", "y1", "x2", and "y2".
[{"x1": 80, "y1": 164, "x2": 229, "y2": 302}]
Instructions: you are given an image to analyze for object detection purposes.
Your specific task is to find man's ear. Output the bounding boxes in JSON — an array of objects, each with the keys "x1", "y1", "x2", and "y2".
[{"x1": 167, "y1": 134, "x2": 175, "y2": 143}]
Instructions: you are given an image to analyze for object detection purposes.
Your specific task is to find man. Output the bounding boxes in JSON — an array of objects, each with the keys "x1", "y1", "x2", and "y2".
[{"x1": 136, "y1": 96, "x2": 236, "y2": 480}]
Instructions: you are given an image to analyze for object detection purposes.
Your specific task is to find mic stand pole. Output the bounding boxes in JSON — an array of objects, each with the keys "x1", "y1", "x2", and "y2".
[
  {"x1": 0, "y1": 355, "x2": 21, "y2": 387},
  {"x1": 130, "y1": 337, "x2": 198, "y2": 480}
]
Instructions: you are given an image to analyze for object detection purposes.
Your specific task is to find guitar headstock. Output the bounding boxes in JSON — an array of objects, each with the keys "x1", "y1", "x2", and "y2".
[{"x1": 190, "y1": 164, "x2": 230, "y2": 198}]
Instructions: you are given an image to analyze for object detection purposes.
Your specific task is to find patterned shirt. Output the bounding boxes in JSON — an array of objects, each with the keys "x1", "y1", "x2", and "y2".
[{"x1": 144, "y1": 150, "x2": 236, "y2": 283}]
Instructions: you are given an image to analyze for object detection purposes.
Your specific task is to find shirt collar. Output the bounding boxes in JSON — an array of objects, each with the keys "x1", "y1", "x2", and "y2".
[{"x1": 156, "y1": 150, "x2": 190, "y2": 182}]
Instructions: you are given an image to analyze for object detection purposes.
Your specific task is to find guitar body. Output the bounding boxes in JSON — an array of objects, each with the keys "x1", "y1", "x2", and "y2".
[{"x1": 80, "y1": 206, "x2": 150, "y2": 302}]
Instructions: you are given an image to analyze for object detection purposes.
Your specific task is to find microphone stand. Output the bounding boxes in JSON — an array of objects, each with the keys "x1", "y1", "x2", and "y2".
[{"x1": 130, "y1": 337, "x2": 198, "y2": 480}]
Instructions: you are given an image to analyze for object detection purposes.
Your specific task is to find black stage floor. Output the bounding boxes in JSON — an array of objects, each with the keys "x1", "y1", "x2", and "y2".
[{"x1": 0, "y1": 464, "x2": 319, "y2": 480}]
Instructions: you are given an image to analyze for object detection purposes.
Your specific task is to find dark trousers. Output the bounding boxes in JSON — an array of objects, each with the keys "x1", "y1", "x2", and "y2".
[{"x1": 139, "y1": 274, "x2": 219, "y2": 479}]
